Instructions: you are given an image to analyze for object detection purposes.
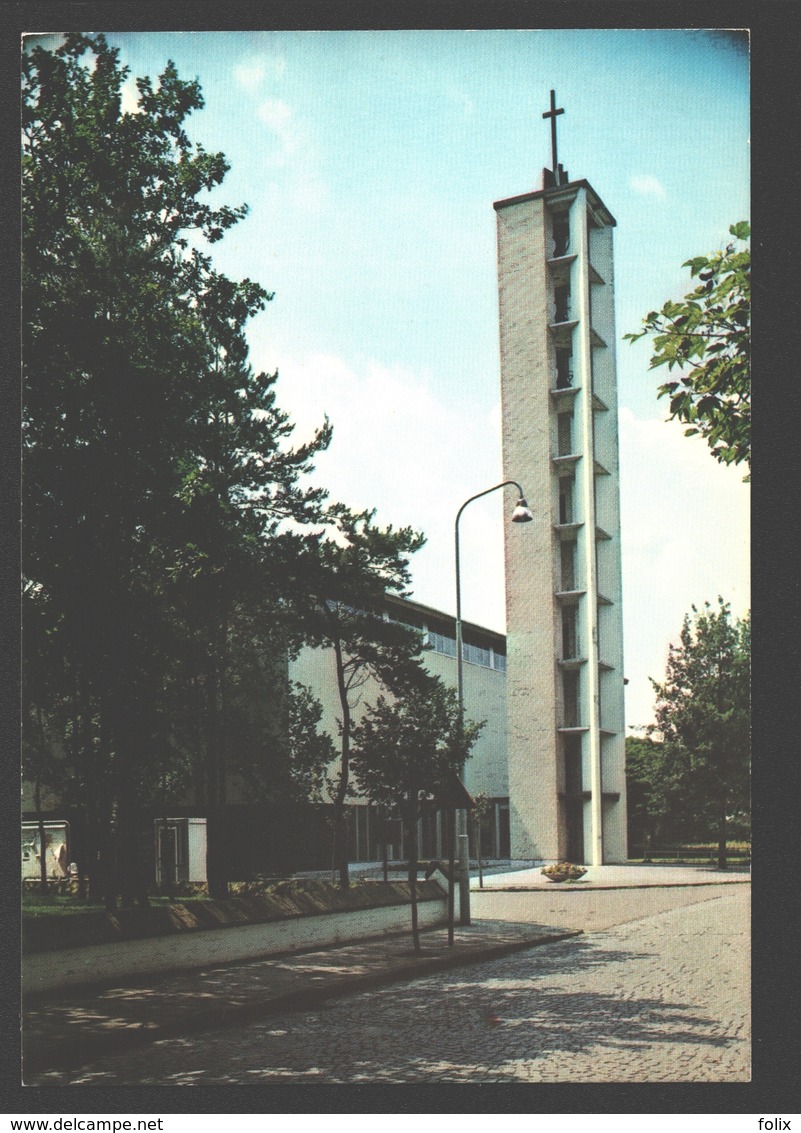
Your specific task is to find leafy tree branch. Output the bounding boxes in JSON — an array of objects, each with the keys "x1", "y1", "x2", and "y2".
[{"x1": 625, "y1": 222, "x2": 750, "y2": 478}]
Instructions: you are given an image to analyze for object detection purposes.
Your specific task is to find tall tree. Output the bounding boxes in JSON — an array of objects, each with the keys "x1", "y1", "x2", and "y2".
[
  {"x1": 298, "y1": 505, "x2": 426, "y2": 890},
  {"x1": 351, "y1": 670, "x2": 481, "y2": 951},
  {"x1": 624, "y1": 735, "x2": 688, "y2": 853},
  {"x1": 22, "y1": 33, "x2": 331, "y2": 903},
  {"x1": 470, "y1": 791, "x2": 493, "y2": 888},
  {"x1": 648, "y1": 600, "x2": 750, "y2": 869},
  {"x1": 625, "y1": 222, "x2": 750, "y2": 478},
  {"x1": 22, "y1": 33, "x2": 210, "y2": 904},
  {"x1": 161, "y1": 269, "x2": 330, "y2": 897}
]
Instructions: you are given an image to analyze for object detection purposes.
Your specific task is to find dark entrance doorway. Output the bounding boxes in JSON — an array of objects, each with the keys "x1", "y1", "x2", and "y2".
[{"x1": 566, "y1": 801, "x2": 585, "y2": 863}]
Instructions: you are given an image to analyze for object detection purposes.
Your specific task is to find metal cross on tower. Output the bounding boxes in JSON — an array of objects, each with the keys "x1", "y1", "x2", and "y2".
[{"x1": 542, "y1": 89, "x2": 565, "y2": 174}]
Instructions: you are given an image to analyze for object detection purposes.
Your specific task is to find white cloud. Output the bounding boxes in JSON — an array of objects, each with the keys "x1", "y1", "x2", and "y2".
[
  {"x1": 228, "y1": 62, "x2": 326, "y2": 209},
  {"x1": 257, "y1": 97, "x2": 292, "y2": 132},
  {"x1": 120, "y1": 76, "x2": 140, "y2": 116},
  {"x1": 629, "y1": 173, "x2": 667, "y2": 199},
  {"x1": 256, "y1": 98, "x2": 307, "y2": 174},
  {"x1": 618, "y1": 407, "x2": 750, "y2": 726},
  {"x1": 234, "y1": 55, "x2": 285, "y2": 91},
  {"x1": 270, "y1": 360, "x2": 749, "y2": 728},
  {"x1": 274, "y1": 352, "x2": 506, "y2": 628},
  {"x1": 234, "y1": 59, "x2": 266, "y2": 90},
  {"x1": 234, "y1": 59, "x2": 301, "y2": 170}
]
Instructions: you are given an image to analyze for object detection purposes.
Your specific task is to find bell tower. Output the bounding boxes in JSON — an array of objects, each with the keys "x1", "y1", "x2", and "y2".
[{"x1": 496, "y1": 92, "x2": 627, "y2": 865}]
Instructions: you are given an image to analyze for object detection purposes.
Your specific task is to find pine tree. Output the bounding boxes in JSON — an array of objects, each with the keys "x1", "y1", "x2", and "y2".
[{"x1": 296, "y1": 504, "x2": 426, "y2": 889}]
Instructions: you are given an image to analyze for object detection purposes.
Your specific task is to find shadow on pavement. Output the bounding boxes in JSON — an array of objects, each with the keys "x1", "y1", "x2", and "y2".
[{"x1": 25, "y1": 934, "x2": 739, "y2": 1085}]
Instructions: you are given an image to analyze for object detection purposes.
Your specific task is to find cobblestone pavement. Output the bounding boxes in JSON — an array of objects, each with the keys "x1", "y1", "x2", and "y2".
[
  {"x1": 469, "y1": 878, "x2": 737, "y2": 931},
  {"x1": 29, "y1": 886, "x2": 749, "y2": 1085}
]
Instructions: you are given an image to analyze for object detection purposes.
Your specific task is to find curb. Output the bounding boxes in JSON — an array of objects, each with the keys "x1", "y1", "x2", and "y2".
[
  {"x1": 23, "y1": 928, "x2": 581, "y2": 1076},
  {"x1": 22, "y1": 916, "x2": 450, "y2": 1002}
]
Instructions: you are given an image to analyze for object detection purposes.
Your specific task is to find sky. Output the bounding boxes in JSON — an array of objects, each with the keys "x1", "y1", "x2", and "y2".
[{"x1": 42, "y1": 28, "x2": 750, "y2": 728}]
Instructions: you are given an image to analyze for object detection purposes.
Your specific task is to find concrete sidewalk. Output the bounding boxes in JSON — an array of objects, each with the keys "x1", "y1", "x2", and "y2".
[
  {"x1": 472, "y1": 862, "x2": 751, "y2": 889},
  {"x1": 23, "y1": 919, "x2": 579, "y2": 1077}
]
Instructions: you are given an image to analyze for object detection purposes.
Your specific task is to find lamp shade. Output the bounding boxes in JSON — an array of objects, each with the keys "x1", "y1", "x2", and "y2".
[{"x1": 511, "y1": 497, "x2": 534, "y2": 523}]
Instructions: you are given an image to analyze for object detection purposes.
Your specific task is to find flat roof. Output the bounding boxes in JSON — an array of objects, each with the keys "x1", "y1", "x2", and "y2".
[
  {"x1": 493, "y1": 178, "x2": 616, "y2": 228},
  {"x1": 386, "y1": 594, "x2": 506, "y2": 650}
]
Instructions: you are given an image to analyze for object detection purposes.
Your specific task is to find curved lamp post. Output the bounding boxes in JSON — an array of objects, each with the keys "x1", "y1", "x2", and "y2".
[{"x1": 454, "y1": 480, "x2": 533, "y2": 925}]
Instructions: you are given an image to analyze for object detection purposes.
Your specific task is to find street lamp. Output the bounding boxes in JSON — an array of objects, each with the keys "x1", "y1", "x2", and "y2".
[{"x1": 454, "y1": 479, "x2": 533, "y2": 925}]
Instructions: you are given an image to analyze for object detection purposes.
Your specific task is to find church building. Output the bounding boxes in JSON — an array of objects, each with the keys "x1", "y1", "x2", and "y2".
[{"x1": 22, "y1": 93, "x2": 628, "y2": 884}]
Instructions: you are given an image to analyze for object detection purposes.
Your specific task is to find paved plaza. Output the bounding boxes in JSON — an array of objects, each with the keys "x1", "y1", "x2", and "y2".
[
  {"x1": 27, "y1": 882, "x2": 750, "y2": 1085},
  {"x1": 471, "y1": 862, "x2": 749, "y2": 889}
]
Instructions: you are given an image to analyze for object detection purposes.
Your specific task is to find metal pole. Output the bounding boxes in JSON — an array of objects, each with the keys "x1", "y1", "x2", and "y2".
[
  {"x1": 447, "y1": 808, "x2": 455, "y2": 946},
  {"x1": 454, "y1": 479, "x2": 528, "y2": 927},
  {"x1": 457, "y1": 833, "x2": 470, "y2": 925}
]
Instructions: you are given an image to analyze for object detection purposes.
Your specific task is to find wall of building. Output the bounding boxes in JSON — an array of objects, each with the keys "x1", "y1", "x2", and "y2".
[
  {"x1": 22, "y1": 595, "x2": 511, "y2": 879},
  {"x1": 588, "y1": 214, "x2": 628, "y2": 862},
  {"x1": 497, "y1": 192, "x2": 562, "y2": 862},
  {"x1": 288, "y1": 609, "x2": 509, "y2": 808}
]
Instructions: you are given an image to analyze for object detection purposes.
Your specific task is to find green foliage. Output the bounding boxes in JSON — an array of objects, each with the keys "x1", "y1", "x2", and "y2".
[
  {"x1": 22, "y1": 34, "x2": 331, "y2": 904},
  {"x1": 624, "y1": 734, "x2": 688, "y2": 848},
  {"x1": 469, "y1": 790, "x2": 493, "y2": 884},
  {"x1": 310, "y1": 506, "x2": 428, "y2": 754},
  {"x1": 471, "y1": 792, "x2": 493, "y2": 824},
  {"x1": 294, "y1": 504, "x2": 427, "y2": 888},
  {"x1": 284, "y1": 683, "x2": 337, "y2": 805},
  {"x1": 351, "y1": 667, "x2": 482, "y2": 947},
  {"x1": 646, "y1": 600, "x2": 750, "y2": 866},
  {"x1": 625, "y1": 223, "x2": 750, "y2": 478},
  {"x1": 351, "y1": 672, "x2": 481, "y2": 817}
]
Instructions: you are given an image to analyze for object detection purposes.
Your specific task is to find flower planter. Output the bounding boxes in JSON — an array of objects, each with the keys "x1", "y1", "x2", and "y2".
[{"x1": 541, "y1": 863, "x2": 587, "y2": 884}]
